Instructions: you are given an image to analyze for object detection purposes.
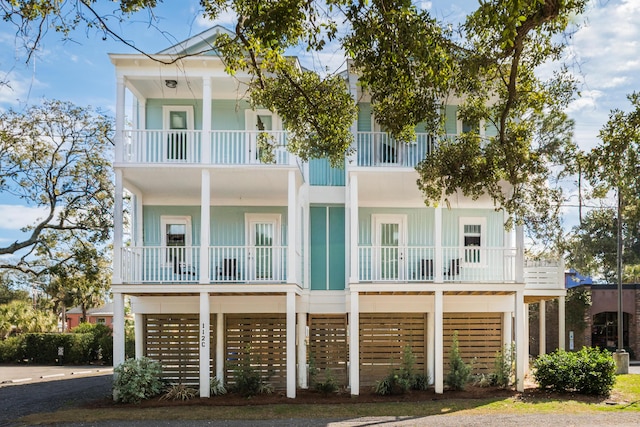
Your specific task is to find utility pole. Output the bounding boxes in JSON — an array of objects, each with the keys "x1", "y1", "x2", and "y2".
[{"x1": 614, "y1": 186, "x2": 629, "y2": 373}]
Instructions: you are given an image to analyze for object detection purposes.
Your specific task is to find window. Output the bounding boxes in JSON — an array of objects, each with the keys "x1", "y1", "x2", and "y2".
[
  {"x1": 97, "y1": 318, "x2": 106, "y2": 325},
  {"x1": 163, "y1": 106, "x2": 194, "y2": 161},
  {"x1": 460, "y1": 217, "x2": 486, "y2": 265},
  {"x1": 161, "y1": 216, "x2": 192, "y2": 267}
]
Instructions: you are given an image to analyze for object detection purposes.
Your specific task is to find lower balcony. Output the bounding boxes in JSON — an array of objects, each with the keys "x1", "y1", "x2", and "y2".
[
  {"x1": 357, "y1": 246, "x2": 518, "y2": 283},
  {"x1": 121, "y1": 246, "x2": 287, "y2": 284}
]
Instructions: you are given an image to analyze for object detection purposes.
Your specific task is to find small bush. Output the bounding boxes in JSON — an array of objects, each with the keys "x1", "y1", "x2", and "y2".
[
  {"x1": 72, "y1": 323, "x2": 113, "y2": 364},
  {"x1": 491, "y1": 344, "x2": 514, "y2": 389},
  {"x1": 210, "y1": 377, "x2": 227, "y2": 396},
  {"x1": 314, "y1": 370, "x2": 339, "y2": 396},
  {"x1": 533, "y1": 347, "x2": 616, "y2": 396},
  {"x1": 113, "y1": 357, "x2": 164, "y2": 403},
  {"x1": 374, "y1": 346, "x2": 430, "y2": 395},
  {"x1": 161, "y1": 383, "x2": 197, "y2": 401},
  {"x1": 231, "y1": 346, "x2": 272, "y2": 397},
  {"x1": 445, "y1": 331, "x2": 471, "y2": 391}
]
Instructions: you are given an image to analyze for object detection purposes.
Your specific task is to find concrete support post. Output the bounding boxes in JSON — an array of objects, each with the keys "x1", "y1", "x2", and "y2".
[
  {"x1": 286, "y1": 291, "x2": 296, "y2": 398},
  {"x1": 134, "y1": 313, "x2": 143, "y2": 359},
  {"x1": 539, "y1": 300, "x2": 546, "y2": 355},
  {"x1": 514, "y1": 290, "x2": 525, "y2": 392},
  {"x1": 503, "y1": 311, "x2": 513, "y2": 349},
  {"x1": 427, "y1": 311, "x2": 435, "y2": 385},
  {"x1": 434, "y1": 290, "x2": 444, "y2": 393},
  {"x1": 349, "y1": 290, "x2": 360, "y2": 395},
  {"x1": 112, "y1": 292, "x2": 126, "y2": 401},
  {"x1": 216, "y1": 312, "x2": 224, "y2": 383},
  {"x1": 199, "y1": 292, "x2": 211, "y2": 397},
  {"x1": 515, "y1": 226, "x2": 525, "y2": 283},
  {"x1": 297, "y1": 312, "x2": 308, "y2": 388}
]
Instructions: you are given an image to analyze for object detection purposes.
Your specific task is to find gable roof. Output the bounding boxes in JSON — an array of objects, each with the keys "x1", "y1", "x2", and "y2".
[
  {"x1": 157, "y1": 25, "x2": 235, "y2": 56},
  {"x1": 67, "y1": 302, "x2": 113, "y2": 316}
]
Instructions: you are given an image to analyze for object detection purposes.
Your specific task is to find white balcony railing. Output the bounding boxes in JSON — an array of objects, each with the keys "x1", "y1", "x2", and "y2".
[
  {"x1": 356, "y1": 132, "x2": 437, "y2": 167},
  {"x1": 120, "y1": 246, "x2": 287, "y2": 284},
  {"x1": 122, "y1": 130, "x2": 291, "y2": 166},
  {"x1": 524, "y1": 258, "x2": 565, "y2": 290},
  {"x1": 358, "y1": 246, "x2": 517, "y2": 283}
]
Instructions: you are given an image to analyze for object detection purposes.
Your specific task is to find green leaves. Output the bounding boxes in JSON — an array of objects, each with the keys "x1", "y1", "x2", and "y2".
[{"x1": 0, "y1": 100, "x2": 114, "y2": 275}]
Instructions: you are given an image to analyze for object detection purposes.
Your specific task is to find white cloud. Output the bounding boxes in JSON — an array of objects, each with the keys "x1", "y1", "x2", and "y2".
[
  {"x1": 0, "y1": 205, "x2": 49, "y2": 230},
  {"x1": 566, "y1": 89, "x2": 603, "y2": 113}
]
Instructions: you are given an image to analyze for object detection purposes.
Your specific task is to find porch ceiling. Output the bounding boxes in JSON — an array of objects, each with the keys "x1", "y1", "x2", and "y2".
[
  {"x1": 356, "y1": 170, "x2": 425, "y2": 206},
  {"x1": 122, "y1": 166, "x2": 296, "y2": 205}
]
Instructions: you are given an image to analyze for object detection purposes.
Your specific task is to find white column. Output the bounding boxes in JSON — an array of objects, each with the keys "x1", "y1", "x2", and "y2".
[
  {"x1": 115, "y1": 75, "x2": 125, "y2": 163},
  {"x1": 434, "y1": 207, "x2": 443, "y2": 283},
  {"x1": 137, "y1": 98, "x2": 146, "y2": 131},
  {"x1": 503, "y1": 312, "x2": 512, "y2": 349},
  {"x1": 514, "y1": 290, "x2": 525, "y2": 392},
  {"x1": 427, "y1": 311, "x2": 435, "y2": 385},
  {"x1": 287, "y1": 171, "x2": 298, "y2": 284},
  {"x1": 349, "y1": 290, "x2": 360, "y2": 395},
  {"x1": 558, "y1": 295, "x2": 566, "y2": 350},
  {"x1": 539, "y1": 300, "x2": 546, "y2": 355},
  {"x1": 525, "y1": 303, "x2": 530, "y2": 374},
  {"x1": 297, "y1": 312, "x2": 308, "y2": 388},
  {"x1": 202, "y1": 76, "x2": 212, "y2": 163},
  {"x1": 199, "y1": 292, "x2": 211, "y2": 397},
  {"x1": 216, "y1": 312, "x2": 224, "y2": 383},
  {"x1": 113, "y1": 292, "x2": 125, "y2": 367},
  {"x1": 515, "y1": 225, "x2": 524, "y2": 283},
  {"x1": 200, "y1": 170, "x2": 211, "y2": 284},
  {"x1": 434, "y1": 290, "x2": 444, "y2": 393},
  {"x1": 349, "y1": 175, "x2": 359, "y2": 283},
  {"x1": 113, "y1": 169, "x2": 123, "y2": 284},
  {"x1": 286, "y1": 291, "x2": 296, "y2": 398},
  {"x1": 134, "y1": 313, "x2": 143, "y2": 359},
  {"x1": 134, "y1": 191, "x2": 143, "y2": 247}
]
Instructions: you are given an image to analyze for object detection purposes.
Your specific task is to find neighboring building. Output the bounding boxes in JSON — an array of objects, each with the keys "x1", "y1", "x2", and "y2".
[
  {"x1": 109, "y1": 27, "x2": 566, "y2": 398},
  {"x1": 66, "y1": 303, "x2": 114, "y2": 331}
]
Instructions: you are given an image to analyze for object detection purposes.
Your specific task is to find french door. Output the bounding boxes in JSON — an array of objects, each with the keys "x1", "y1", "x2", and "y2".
[
  {"x1": 373, "y1": 215, "x2": 406, "y2": 281},
  {"x1": 246, "y1": 214, "x2": 281, "y2": 281}
]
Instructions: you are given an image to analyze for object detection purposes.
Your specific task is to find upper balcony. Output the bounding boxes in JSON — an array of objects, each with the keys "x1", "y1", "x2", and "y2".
[
  {"x1": 121, "y1": 130, "x2": 294, "y2": 167},
  {"x1": 356, "y1": 132, "x2": 437, "y2": 168}
]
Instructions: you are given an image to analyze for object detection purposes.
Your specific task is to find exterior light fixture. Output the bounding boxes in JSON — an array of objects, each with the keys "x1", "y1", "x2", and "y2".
[{"x1": 165, "y1": 79, "x2": 177, "y2": 89}]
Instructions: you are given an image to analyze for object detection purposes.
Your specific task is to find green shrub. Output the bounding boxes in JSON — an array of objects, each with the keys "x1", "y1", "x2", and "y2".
[
  {"x1": 161, "y1": 383, "x2": 198, "y2": 401},
  {"x1": 314, "y1": 370, "x2": 339, "y2": 395},
  {"x1": 445, "y1": 331, "x2": 471, "y2": 391},
  {"x1": 491, "y1": 344, "x2": 514, "y2": 388},
  {"x1": 231, "y1": 346, "x2": 273, "y2": 397},
  {"x1": 113, "y1": 357, "x2": 164, "y2": 403},
  {"x1": 210, "y1": 377, "x2": 227, "y2": 396},
  {"x1": 21, "y1": 333, "x2": 93, "y2": 364},
  {"x1": 72, "y1": 323, "x2": 113, "y2": 364},
  {"x1": 533, "y1": 347, "x2": 616, "y2": 396},
  {"x1": 374, "y1": 346, "x2": 430, "y2": 395},
  {"x1": 0, "y1": 336, "x2": 23, "y2": 362}
]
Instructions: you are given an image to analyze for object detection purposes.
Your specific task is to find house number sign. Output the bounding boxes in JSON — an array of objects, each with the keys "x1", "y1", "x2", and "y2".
[{"x1": 201, "y1": 323, "x2": 206, "y2": 348}]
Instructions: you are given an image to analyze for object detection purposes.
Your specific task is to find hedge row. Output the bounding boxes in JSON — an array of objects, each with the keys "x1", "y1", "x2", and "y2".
[{"x1": 0, "y1": 333, "x2": 94, "y2": 364}]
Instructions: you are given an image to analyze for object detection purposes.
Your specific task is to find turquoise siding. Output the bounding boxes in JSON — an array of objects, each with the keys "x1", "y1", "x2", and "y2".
[
  {"x1": 146, "y1": 99, "x2": 203, "y2": 130},
  {"x1": 357, "y1": 103, "x2": 372, "y2": 131},
  {"x1": 310, "y1": 206, "x2": 345, "y2": 290},
  {"x1": 210, "y1": 206, "x2": 288, "y2": 246},
  {"x1": 441, "y1": 208, "x2": 504, "y2": 247},
  {"x1": 142, "y1": 205, "x2": 288, "y2": 246},
  {"x1": 309, "y1": 158, "x2": 346, "y2": 186},
  {"x1": 443, "y1": 105, "x2": 458, "y2": 134},
  {"x1": 146, "y1": 99, "x2": 254, "y2": 131},
  {"x1": 358, "y1": 208, "x2": 436, "y2": 246}
]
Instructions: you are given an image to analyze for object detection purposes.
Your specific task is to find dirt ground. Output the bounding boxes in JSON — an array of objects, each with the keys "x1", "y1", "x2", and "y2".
[{"x1": 90, "y1": 383, "x2": 615, "y2": 409}]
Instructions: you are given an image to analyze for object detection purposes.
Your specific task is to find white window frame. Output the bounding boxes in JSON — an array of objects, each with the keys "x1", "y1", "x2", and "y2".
[
  {"x1": 456, "y1": 112, "x2": 485, "y2": 137},
  {"x1": 161, "y1": 215, "x2": 192, "y2": 266},
  {"x1": 459, "y1": 217, "x2": 486, "y2": 267},
  {"x1": 163, "y1": 106, "x2": 194, "y2": 131}
]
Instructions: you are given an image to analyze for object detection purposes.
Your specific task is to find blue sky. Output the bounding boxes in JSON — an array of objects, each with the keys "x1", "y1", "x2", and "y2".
[{"x1": 0, "y1": 0, "x2": 638, "y2": 252}]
